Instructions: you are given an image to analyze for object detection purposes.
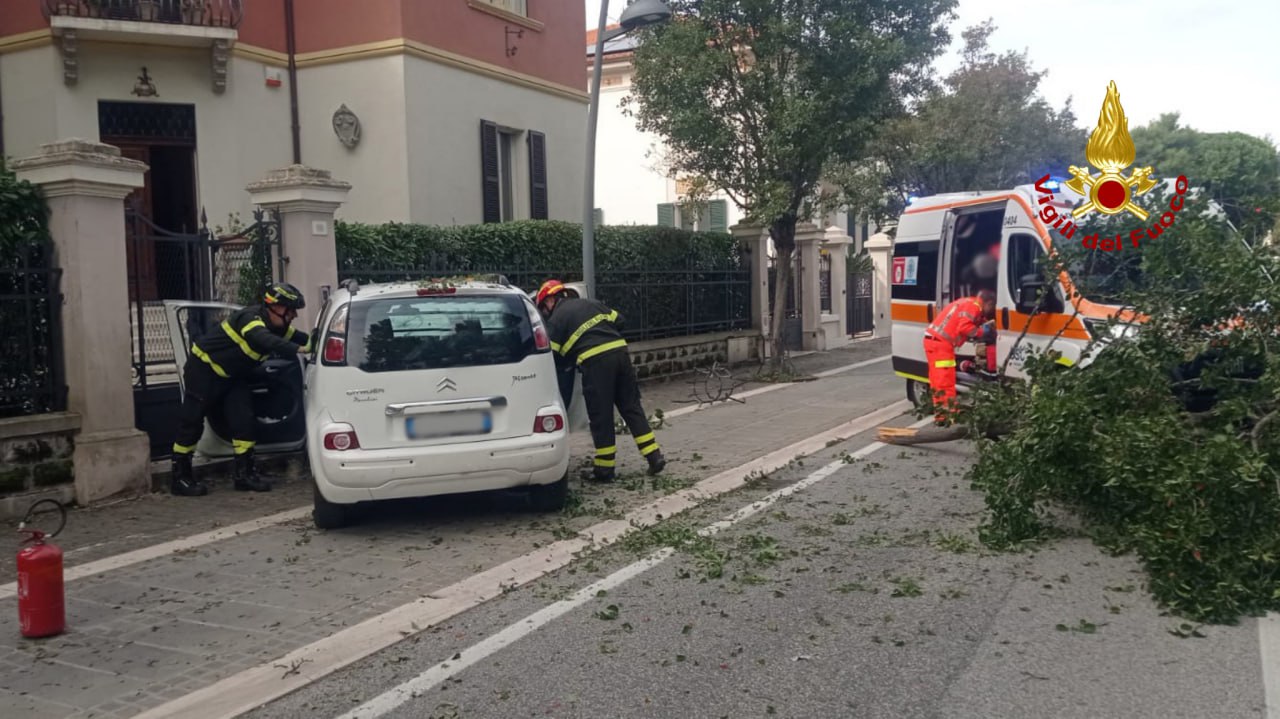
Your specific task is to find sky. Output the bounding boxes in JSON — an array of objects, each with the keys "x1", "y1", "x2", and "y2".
[{"x1": 584, "y1": 0, "x2": 1280, "y2": 146}]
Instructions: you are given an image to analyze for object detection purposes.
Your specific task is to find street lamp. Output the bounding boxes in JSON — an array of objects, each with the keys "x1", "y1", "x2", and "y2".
[{"x1": 583, "y1": 0, "x2": 673, "y2": 299}]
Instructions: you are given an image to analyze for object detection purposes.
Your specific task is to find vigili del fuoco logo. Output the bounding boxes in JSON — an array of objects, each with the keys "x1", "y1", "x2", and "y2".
[{"x1": 1035, "y1": 80, "x2": 1189, "y2": 251}]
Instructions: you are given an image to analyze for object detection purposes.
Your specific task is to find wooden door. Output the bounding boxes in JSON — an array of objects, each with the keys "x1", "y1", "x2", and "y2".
[{"x1": 116, "y1": 144, "x2": 158, "y2": 302}]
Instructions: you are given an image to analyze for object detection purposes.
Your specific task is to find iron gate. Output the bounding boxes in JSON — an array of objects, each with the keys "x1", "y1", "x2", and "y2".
[
  {"x1": 127, "y1": 203, "x2": 282, "y2": 458},
  {"x1": 848, "y1": 270, "x2": 873, "y2": 336}
]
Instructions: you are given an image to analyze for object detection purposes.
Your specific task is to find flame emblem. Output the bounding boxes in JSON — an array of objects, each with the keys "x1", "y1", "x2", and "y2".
[{"x1": 1065, "y1": 81, "x2": 1158, "y2": 220}]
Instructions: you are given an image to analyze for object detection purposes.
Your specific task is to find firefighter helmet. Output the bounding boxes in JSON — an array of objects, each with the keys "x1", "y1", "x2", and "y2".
[
  {"x1": 264, "y1": 282, "x2": 306, "y2": 310},
  {"x1": 535, "y1": 279, "x2": 567, "y2": 309}
]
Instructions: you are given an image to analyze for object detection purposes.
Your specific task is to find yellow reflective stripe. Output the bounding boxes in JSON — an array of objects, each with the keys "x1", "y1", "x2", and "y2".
[
  {"x1": 285, "y1": 326, "x2": 296, "y2": 341},
  {"x1": 1055, "y1": 356, "x2": 1075, "y2": 367},
  {"x1": 232, "y1": 439, "x2": 255, "y2": 455},
  {"x1": 595, "y1": 445, "x2": 617, "y2": 456},
  {"x1": 633, "y1": 432, "x2": 655, "y2": 445},
  {"x1": 594, "y1": 458, "x2": 616, "y2": 467},
  {"x1": 934, "y1": 359, "x2": 957, "y2": 368},
  {"x1": 550, "y1": 340, "x2": 562, "y2": 352},
  {"x1": 222, "y1": 320, "x2": 265, "y2": 361},
  {"x1": 577, "y1": 339, "x2": 627, "y2": 364},
  {"x1": 562, "y1": 312, "x2": 616, "y2": 355},
  {"x1": 191, "y1": 344, "x2": 230, "y2": 378},
  {"x1": 172, "y1": 443, "x2": 196, "y2": 454},
  {"x1": 640, "y1": 443, "x2": 661, "y2": 456},
  {"x1": 894, "y1": 371, "x2": 931, "y2": 384},
  {"x1": 241, "y1": 318, "x2": 266, "y2": 334}
]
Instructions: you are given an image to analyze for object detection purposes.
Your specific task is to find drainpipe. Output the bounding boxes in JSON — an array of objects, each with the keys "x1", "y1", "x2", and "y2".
[
  {"x1": 0, "y1": 59, "x2": 6, "y2": 161},
  {"x1": 285, "y1": 0, "x2": 301, "y2": 164}
]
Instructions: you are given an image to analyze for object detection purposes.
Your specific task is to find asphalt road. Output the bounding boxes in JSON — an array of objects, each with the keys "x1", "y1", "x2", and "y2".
[{"x1": 245, "y1": 419, "x2": 1267, "y2": 719}]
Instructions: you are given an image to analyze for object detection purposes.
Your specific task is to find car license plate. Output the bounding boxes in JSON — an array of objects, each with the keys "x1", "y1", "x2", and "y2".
[{"x1": 405, "y1": 410, "x2": 492, "y2": 439}]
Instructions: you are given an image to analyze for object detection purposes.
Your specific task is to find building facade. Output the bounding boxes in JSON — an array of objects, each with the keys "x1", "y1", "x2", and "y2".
[{"x1": 0, "y1": 0, "x2": 587, "y2": 234}]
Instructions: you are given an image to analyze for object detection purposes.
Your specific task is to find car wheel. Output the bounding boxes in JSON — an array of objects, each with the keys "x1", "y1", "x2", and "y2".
[
  {"x1": 313, "y1": 486, "x2": 353, "y2": 529},
  {"x1": 905, "y1": 379, "x2": 932, "y2": 411},
  {"x1": 528, "y1": 473, "x2": 569, "y2": 512}
]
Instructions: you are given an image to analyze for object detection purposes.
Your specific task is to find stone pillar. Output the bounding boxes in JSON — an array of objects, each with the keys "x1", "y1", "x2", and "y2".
[
  {"x1": 12, "y1": 140, "x2": 150, "y2": 505},
  {"x1": 866, "y1": 231, "x2": 894, "y2": 339},
  {"x1": 795, "y1": 222, "x2": 824, "y2": 351},
  {"x1": 245, "y1": 166, "x2": 351, "y2": 333},
  {"x1": 823, "y1": 225, "x2": 854, "y2": 348},
  {"x1": 731, "y1": 223, "x2": 770, "y2": 334}
]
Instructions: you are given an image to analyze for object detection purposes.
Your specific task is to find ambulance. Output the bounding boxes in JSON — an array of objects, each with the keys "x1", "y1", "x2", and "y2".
[{"x1": 889, "y1": 180, "x2": 1136, "y2": 406}]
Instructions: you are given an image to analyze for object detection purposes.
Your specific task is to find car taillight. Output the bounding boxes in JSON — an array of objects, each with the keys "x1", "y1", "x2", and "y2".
[
  {"x1": 525, "y1": 300, "x2": 551, "y2": 351},
  {"x1": 324, "y1": 428, "x2": 360, "y2": 451},
  {"x1": 321, "y1": 305, "x2": 349, "y2": 366},
  {"x1": 534, "y1": 413, "x2": 564, "y2": 433},
  {"x1": 323, "y1": 336, "x2": 346, "y2": 364}
]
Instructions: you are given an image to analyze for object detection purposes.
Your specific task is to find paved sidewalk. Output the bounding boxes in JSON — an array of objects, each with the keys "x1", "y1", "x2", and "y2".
[{"x1": 0, "y1": 340, "x2": 898, "y2": 718}]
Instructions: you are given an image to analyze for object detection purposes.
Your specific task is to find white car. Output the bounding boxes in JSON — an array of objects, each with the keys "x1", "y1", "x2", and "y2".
[
  {"x1": 305, "y1": 278, "x2": 578, "y2": 528},
  {"x1": 165, "y1": 277, "x2": 581, "y2": 529}
]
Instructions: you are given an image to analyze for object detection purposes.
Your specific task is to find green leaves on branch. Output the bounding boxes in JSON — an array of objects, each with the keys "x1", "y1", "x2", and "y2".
[{"x1": 967, "y1": 196, "x2": 1280, "y2": 624}]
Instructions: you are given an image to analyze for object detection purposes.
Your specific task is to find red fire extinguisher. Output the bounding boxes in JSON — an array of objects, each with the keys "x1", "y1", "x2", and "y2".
[{"x1": 16, "y1": 499, "x2": 67, "y2": 639}]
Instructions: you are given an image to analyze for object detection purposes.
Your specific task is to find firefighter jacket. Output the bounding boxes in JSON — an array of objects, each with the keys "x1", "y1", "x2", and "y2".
[
  {"x1": 545, "y1": 297, "x2": 628, "y2": 367},
  {"x1": 925, "y1": 296, "x2": 988, "y2": 349},
  {"x1": 191, "y1": 305, "x2": 310, "y2": 379}
]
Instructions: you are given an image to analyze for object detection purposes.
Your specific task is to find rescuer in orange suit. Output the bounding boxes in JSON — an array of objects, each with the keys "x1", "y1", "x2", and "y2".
[{"x1": 924, "y1": 289, "x2": 997, "y2": 425}]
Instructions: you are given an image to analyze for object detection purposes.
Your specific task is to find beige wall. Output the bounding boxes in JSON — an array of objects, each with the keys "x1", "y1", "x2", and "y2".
[
  {"x1": 405, "y1": 54, "x2": 585, "y2": 226},
  {"x1": 0, "y1": 41, "x2": 292, "y2": 226},
  {"x1": 2, "y1": 42, "x2": 584, "y2": 227},
  {"x1": 296, "y1": 55, "x2": 411, "y2": 223}
]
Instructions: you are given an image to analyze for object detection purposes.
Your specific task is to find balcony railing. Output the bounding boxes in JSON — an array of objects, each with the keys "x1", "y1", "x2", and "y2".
[{"x1": 44, "y1": 0, "x2": 244, "y2": 29}]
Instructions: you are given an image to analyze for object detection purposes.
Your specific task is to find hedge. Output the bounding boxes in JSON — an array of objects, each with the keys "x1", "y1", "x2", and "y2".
[
  {"x1": 0, "y1": 162, "x2": 63, "y2": 417},
  {"x1": 334, "y1": 220, "x2": 754, "y2": 341}
]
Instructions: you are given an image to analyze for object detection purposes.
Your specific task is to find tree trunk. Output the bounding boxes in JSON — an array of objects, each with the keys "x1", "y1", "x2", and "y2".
[{"x1": 768, "y1": 218, "x2": 798, "y2": 373}]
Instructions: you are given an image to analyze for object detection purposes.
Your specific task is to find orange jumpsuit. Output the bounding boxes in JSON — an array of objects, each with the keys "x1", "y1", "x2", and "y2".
[{"x1": 924, "y1": 296, "x2": 989, "y2": 423}]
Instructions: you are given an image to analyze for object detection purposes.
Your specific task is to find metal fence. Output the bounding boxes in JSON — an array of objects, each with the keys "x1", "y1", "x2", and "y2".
[
  {"x1": 0, "y1": 243, "x2": 66, "y2": 419},
  {"x1": 597, "y1": 268, "x2": 751, "y2": 341},
  {"x1": 338, "y1": 261, "x2": 753, "y2": 342}
]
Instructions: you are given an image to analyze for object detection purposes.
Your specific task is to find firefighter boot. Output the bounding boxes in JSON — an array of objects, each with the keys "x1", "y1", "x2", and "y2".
[
  {"x1": 169, "y1": 454, "x2": 208, "y2": 497},
  {"x1": 580, "y1": 465, "x2": 616, "y2": 483},
  {"x1": 233, "y1": 452, "x2": 273, "y2": 492},
  {"x1": 646, "y1": 449, "x2": 666, "y2": 476}
]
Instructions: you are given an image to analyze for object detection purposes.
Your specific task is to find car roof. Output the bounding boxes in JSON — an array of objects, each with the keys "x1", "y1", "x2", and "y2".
[{"x1": 332, "y1": 279, "x2": 530, "y2": 304}]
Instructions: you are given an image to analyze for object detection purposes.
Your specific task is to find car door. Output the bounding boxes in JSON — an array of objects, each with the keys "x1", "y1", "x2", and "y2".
[{"x1": 162, "y1": 300, "x2": 308, "y2": 456}]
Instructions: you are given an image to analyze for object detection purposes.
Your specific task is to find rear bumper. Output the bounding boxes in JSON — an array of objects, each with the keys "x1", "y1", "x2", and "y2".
[{"x1": 310, "y1": 432, "x2": 570, "y2": 504}]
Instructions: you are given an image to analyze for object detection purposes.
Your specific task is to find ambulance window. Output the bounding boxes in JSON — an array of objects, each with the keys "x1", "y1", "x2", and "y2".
[
  {"x1": 890, "y1": 240, "x2": 938, "y2": 302},
  {"x1": 1007, "y1": 234, "x2": 1047, "y2": 305}
]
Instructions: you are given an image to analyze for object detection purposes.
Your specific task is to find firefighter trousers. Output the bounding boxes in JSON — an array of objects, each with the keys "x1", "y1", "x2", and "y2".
[
  {"x1": 924, "y1": 336, "x2": 958, "y2": 423},
  {"x1": 172, "y1": 358, "x2": 256, "y2": 457},
  {"x1": 580, "y1": 348, "x2": 660, "y2": 468}
]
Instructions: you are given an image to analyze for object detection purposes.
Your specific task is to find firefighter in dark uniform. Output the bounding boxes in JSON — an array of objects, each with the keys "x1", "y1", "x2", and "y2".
[
  {"x1": 170, "y1": 283, "x2": 310, "y2": 496},
  {"x1": 535, "y1": 279, "x2": 666, "y2": 482}
]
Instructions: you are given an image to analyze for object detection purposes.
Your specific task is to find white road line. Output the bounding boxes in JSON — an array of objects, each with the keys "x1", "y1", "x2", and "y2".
[
  {"x1": 131, "y1": 400, "x2": 912, "y2": 719},
  {"x1": 339, "y1": 418, "x2": 929, "y2": 719},
  {"x1": 663, "y1": 354, "x2": 890, "y2": 419},
  {"x1": 1259, "y1": 614, "x2": 1280, "y2": 718},
  {"x1": 0, "y1": 507, "x2": 311, "y2": 601}
]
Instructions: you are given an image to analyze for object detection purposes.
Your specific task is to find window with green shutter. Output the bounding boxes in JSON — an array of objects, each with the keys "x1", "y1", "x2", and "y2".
[
  {"x1": 657, "y1": 203, "x2": 676, "y2": 227},
  {"x1": 709, "y1": 199, "x2": 728, "y2": 233}
]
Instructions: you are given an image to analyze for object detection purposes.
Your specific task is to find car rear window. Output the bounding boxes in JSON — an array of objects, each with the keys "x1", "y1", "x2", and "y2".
[{"x1": 346, "y1": 294, "x2": 538, "y2": 372}]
